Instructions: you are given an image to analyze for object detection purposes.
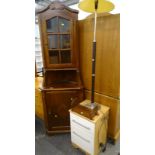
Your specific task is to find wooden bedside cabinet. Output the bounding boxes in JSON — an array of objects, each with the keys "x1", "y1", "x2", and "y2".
[{"x1": 70, "y1": 100, "x2": 110, "y2": 155}]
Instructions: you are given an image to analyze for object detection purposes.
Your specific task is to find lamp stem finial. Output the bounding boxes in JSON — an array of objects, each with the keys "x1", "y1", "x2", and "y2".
[{"x1": 95, "y1": 0, "x2": 98, "y2": 10}]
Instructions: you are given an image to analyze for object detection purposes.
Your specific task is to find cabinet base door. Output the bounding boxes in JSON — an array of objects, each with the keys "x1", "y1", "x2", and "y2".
[{"x1": 43, "y1": 89, "x2": 84, "y2": 133}]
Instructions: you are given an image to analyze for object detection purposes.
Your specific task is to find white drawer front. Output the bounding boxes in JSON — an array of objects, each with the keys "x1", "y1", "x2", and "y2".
[
  {"x1": 71, "y1": 125, "x2": 93, "y2": 143},
  {"x1": 71, "y1": 130, "x2": 94, "y2": 154},
  {"x1": 70, "y1": 113, "x2": 95, "y2": 134}
]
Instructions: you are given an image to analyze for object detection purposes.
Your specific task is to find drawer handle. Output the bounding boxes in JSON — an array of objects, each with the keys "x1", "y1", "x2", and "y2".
[
  {"x1": 72, "y1": 119, "x2": 90, "y2": 130},
  {"x1": 54, "y1": 114, "x2": 58, "y2": 118},
  {"x1": 72, "y1": 131, "x2": 90, "y2": 143}
]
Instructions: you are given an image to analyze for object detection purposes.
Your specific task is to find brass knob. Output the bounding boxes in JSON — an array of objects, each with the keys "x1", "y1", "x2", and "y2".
[
  {"x1": 70, "y1": 98, "x2": 73, "y2": 105},
  {"x1": 80, "y1": 112, "x2": 83, "y2": 115},
  {"x1": 70, "y1": 97, "x2": 78, "y2": 106},
  {"x1": 54, "y1": 114, "x2": 58, "y2": 118}
]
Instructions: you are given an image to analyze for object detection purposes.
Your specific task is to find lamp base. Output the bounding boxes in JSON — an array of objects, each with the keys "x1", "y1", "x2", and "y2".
[
  {"x1": 84, "y1": 102, "x2": 98, "y2": 109},
  {"x1": 71, "y1": 100, "x2": 99, "y2": 120}
]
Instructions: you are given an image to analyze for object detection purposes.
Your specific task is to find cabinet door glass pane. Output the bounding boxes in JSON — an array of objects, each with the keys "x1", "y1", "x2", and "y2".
[
  {"x1": 46, "y1": 17, "x2": 58, "y2": 32},
  {"x1": 49, "y1": 51, "x2": 59, "y2": 64},
  {"x1": 61, "y1": 50, "x2": 71, "y2": 63},
  {"x1": 48, "y1": 35, "x2": 58, "y2": 49},
  {"x1": 60, "y1": 35, "x2": 70, "y2": 49},
  {"x1": 59, "y1": 17, "x2": 70, "y2": 33}
]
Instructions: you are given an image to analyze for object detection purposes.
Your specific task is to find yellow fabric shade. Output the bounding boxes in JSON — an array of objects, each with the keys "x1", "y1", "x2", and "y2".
[{"x1": 78, "y1": 0, "x2": 115, "y2": 13}]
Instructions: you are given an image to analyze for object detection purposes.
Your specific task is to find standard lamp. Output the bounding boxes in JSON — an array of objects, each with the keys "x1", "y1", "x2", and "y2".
[{"x1": 78, "y1": 0, "x2": 115, "y2": 115}]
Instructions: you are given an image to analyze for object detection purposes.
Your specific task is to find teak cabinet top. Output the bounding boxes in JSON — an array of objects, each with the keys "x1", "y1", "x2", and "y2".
[{"x1": 38, "y1": 2, "x2": 79, "y2": 70}]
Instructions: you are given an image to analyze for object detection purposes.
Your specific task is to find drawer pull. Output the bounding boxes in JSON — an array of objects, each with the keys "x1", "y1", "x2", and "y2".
[
  {"x1": 72, "y1": 131, "x2": 90, "y2": 143},
  {"x1": 54, "y1": 114, "x2": 58, "y2": 118},
  {"x1": 72, "y1": 119, "x2": 90, "y2": 130}
]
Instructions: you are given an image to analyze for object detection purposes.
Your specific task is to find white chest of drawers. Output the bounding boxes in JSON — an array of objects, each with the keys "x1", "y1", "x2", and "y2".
[{"x1": 70, "y1": 100, "x2": 109, "y2": 155}]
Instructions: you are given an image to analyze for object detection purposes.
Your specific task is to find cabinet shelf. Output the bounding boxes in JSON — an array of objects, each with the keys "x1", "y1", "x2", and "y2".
[
  {"x1": 41, "y1": 86, "x2": 83, "y2": 91},
  {"x1": 35, "y1": 54, "x2": 41, "y2": 57},
  {"x1": 48, "y1": 48, "x2": 71, "y2": 51},
  {"x1": 48, "y1": 84, "x2": 80, "y2": 89},
  {"x1": 44, "y1": 68, "x2": 78, "y2": 71},
  {"x1": 47, "y1": 33, "x2": 70, "y2": 35},
  {"x1": 36, "y1": 61, "x2": 42, "y2": 63}
]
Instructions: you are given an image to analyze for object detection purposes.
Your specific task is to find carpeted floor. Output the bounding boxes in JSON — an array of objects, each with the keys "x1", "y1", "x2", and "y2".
[{"x1": 35, "y1": 117, "x2": 120, "y2": 155}]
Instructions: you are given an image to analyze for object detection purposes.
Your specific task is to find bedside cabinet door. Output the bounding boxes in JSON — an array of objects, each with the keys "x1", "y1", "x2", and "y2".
[{"x1": 45, "y1": 90, "x2": 84, "y2": 130}]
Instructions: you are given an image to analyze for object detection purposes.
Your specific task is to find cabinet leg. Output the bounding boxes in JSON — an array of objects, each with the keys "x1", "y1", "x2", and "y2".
[
  {"x1": 71, "y1": 142, "x2": 78, "y2": 149},
  {"x1": 108, "y1": 137, "x2": 116, "y2": 145},
  {"x1": 102, "y1": 145, "x2": 106, "y2": 152}
]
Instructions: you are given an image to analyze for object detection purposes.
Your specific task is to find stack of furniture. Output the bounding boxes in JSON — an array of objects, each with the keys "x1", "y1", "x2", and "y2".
[
  {"x1": 37, "y1": 2, "x2": 84, "y2": 134},
  {"x1": 35, "y1": 2, "x2": 120, "y2": 142}
]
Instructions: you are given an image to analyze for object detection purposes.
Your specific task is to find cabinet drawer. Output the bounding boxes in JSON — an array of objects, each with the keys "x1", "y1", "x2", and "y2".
[
  {"x1": 71, "y1": 130, "x2": 93, "y2": 154},
  {"x1": 70, "y1": 112, "x2": 94, "y2": 134},
  {"x1": 71, "y1": 119, "x2": 94, "y2": 135},
  {"x1": 71, "y1": 125, "x2": 93, "y2": 143}
]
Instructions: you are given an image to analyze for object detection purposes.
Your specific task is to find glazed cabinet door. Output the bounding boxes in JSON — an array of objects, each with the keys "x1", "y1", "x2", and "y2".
[
  {"x1": 45, "y1": 90, "x2": 83, "y2": 131},
  {"x1": 40, "y1": 14, "x2": 78, "y2": 69}
]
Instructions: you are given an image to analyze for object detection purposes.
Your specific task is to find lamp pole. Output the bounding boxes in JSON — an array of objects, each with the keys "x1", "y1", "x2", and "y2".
[
  {"x1": 78, "y1": 0, "x2": 114, "y2": 111},
  {"x1": 91, "y1": 0, "x2": 98, "y2": 109}
]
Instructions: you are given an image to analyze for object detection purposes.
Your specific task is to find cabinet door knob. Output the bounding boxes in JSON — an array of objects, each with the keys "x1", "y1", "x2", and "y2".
[
  {"x1": 70, "y1": 98, "x2": 73, "y2": 105},
  {"x1": 54, "y1": 114, "x2": 58, "y2": 118},
  {"x1": 70, "y1": 97, "x2": 78, "y2": 106}
]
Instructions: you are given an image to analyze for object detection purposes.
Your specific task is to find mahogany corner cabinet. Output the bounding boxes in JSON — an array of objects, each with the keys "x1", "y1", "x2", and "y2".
[{"x1": 37, "y1": 1, "x2": 84, "y2": 134}]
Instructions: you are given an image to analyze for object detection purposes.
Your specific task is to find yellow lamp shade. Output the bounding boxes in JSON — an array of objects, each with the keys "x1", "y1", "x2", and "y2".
[{"x1": 78, "y1": 0, "x2": 115, "y2": 13}]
